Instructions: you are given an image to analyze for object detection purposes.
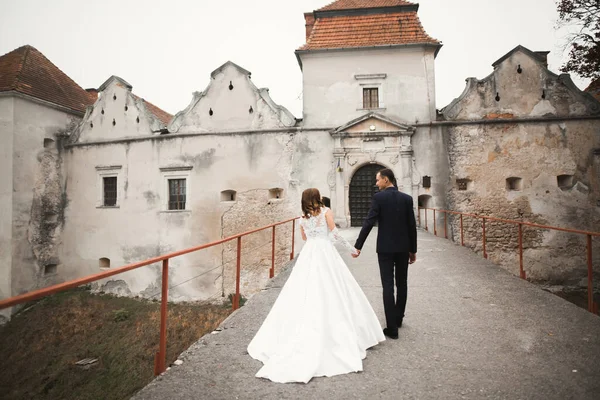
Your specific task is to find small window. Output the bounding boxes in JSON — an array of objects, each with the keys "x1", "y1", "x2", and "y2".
[
  {"x1": 557, "y1": 175, "x2": 574, "y2": 190},
  {"x1": 363, "y1": 88, "x2": 379, "y2": 109},
  {"x1": 422, "y1": 176, "x2": 431, "y2": 189},
  {"x1": 103, "y1": 177, "x2": 117, "y2": 206},
  {"x1": 457, "y1": 178, "x2": 471, "y2": 191},
  {"x1": 99, "y1": 257, "x2": 110, "y2": 269},
  {"x1": 269, "y1": 188, "x2": 283, "y2": 199},
  {"x1": 506, "y1": 177, "x2": 522, "y2": 191},
  {"x1": 44, "y1": 264, "x2": 57, "y2": 275},
  {"x1": 221, "y1": 190, "x2": 237, "y2": 202},
  {"x1": 168, "y1": 179, "x2": 187, "y2": 210}
]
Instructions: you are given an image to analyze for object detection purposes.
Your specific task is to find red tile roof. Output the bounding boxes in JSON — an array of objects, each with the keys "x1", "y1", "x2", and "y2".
[
  {"x1": 132, "y1": 94, "x2": 172, "y2": 125},
  {"x1": 318, "y1": 0, "x2": 414, "y2": 11},
  {"x1": 584, "y1": 78, "x2": 600, "y2": 102},
  {"x1": 298, "y1": 11, "x2": 440, "y2": 51},
  {"x1": 0, "y1": 45, "x2": 95, "y2": 114}
]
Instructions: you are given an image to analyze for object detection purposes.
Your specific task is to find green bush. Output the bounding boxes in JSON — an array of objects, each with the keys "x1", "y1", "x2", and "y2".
[{"x1": 112, "y1": 308, "x2": 130, "y2": 322}]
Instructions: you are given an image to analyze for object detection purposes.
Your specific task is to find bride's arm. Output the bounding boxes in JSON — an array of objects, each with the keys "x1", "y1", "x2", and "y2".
[
  {"x1": 300, "y1": 224, "x2": 307, "y2": 241},
  {"x1": 325, "y1": 209, "x2": 358, "y2": 255}
]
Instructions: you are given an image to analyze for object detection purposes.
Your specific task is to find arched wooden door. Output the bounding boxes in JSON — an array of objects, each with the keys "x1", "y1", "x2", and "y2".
[{"x1": 349, "y1": 163, "x2": 385, "y2": 227}]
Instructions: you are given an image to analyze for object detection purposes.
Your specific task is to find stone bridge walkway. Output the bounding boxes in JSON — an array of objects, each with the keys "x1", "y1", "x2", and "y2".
[{"x1": 133, "y1": 228, "x2": 600, "y2": 400}]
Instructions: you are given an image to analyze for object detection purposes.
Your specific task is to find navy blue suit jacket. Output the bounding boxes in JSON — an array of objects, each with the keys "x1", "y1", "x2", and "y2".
[{"x1": 354, "y1": 186, "x2": 417, "y2": 254}]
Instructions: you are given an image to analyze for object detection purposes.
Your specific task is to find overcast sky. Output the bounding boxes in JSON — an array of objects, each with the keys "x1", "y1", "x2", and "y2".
[{"x1": 0, "y1": 0, "x2": 590, "y2": 117}]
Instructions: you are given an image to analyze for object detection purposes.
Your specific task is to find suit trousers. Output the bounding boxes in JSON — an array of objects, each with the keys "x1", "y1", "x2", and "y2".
[{"x1": 377, "y1": 252, "x2": 409, "y2": 332}]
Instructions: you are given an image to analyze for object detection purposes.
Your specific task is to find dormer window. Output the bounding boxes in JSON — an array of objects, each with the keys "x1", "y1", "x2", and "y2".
[{"x1": 363, "y1": 88, "x2": 379, "y2": 109}]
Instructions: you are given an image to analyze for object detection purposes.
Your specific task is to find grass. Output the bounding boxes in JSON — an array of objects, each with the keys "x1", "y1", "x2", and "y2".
[{"x1": 0, "y1": 287, "x2": 233, "y2": 400}]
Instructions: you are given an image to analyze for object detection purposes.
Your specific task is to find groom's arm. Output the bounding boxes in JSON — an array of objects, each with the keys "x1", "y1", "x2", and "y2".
[
  {"x1": 354, "y1": 196, "x2": 380, "y2": 250},
  {"x1": 407, "y1": 196, "x2": 417, "y2": 254}
]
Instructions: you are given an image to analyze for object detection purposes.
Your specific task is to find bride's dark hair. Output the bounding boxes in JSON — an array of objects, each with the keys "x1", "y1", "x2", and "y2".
[{"x1": 301, "y1": 188, "x2": 324, "y2": 218}]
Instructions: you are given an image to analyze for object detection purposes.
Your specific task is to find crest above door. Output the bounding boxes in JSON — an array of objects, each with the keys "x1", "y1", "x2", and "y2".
[{"x1": 330, "y1": 112, "x2": 415, "y2": 138}]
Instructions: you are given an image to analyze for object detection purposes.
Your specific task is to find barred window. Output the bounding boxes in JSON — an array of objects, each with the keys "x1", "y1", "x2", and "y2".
[
  {"x1": 422, "y1": 176, "x2": 431, "y2": 188},
  {"x1": 168, "y1": 179, "x2": 186, "y2": 210},
  {"x1": 363, "y1": 88, "x2": 379, "y2": 109},
  {"x1": 457, "y1": 179, "x2": 471, "y2": 191},
  {"x1": 103, "y1": 177, "x2": 117, "y2": 206}
]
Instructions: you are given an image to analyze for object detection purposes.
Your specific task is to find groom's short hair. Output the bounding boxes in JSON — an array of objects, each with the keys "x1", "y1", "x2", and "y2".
[
  {"x1": 322, "y1": 196, "x2": 331, "y2": 208},
  {"x1": 378, "y1": 168, "x2": 396, "y2": 185}
]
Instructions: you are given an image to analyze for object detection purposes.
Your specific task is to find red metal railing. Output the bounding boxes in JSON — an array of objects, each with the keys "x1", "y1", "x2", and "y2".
[
  {"x1": 0, "y1": 216, "x2": 299, "y2": 375},
  {"x1": 418, "y1": 207, "x2": 599, "y2": 315}
]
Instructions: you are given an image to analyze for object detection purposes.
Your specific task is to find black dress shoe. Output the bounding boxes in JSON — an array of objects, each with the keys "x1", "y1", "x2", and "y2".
[
  {"x1": 383, "y1": 328, "x2": 398, "y2": 339},
  {"x1": 397, "y1": 318, "x2": 403, "y2": 328}
]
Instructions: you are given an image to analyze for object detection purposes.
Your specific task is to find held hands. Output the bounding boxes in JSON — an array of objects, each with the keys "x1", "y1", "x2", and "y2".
[
  {"x1": 351, "y1": 248, "x2": 361, "y2": 258},
  {"x1": 409, "y1": 252, "x2": 416, "y2": 264}
]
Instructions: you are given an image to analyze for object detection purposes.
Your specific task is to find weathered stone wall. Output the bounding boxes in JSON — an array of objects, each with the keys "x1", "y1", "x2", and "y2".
[
  {"x1": 220, "y1": 189, "x2": 295, "y2": 299},
  {"x1": 442, "y1": 47, "x2": 600, "y2": 286}
]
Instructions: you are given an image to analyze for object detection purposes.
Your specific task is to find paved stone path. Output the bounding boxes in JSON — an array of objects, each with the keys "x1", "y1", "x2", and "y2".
[{"x1": 133, "y1": 228, "x2": 600, "y2": 400}]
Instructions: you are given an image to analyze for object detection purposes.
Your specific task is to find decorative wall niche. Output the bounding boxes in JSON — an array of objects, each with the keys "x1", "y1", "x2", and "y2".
[
  {"x1": 44, "y1": 264, "x2": 57, "y2": 275},
  {"x1": 99, "y1": 257, "x2": 110, "y2": 269},
  {"x1": 506, "y1": 177, "x2": 523, "y2": 191},
  {"x1": 269, "y1": 188, "x2": 284, "y2": 199},
  {"x1": 221, "y1": 190, "x2": 236, "y2": 202},
  {"x1": 418, "y1": 194, "x2": 433, "y2": 208},
  {"x1": 557, "y1": 175, "x2": 574, "y2": 190}
]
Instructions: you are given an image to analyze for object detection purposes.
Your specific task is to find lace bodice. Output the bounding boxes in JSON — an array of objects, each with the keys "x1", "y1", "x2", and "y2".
[
  {"x1": 300, "y1": 208, "x2": 329, "y2": 239},
  {"x1": 300, "y1": 207, "x2": 358, "y2": 255}
]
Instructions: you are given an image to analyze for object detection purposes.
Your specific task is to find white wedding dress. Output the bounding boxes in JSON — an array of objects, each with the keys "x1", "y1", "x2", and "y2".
[{"x1": 247, "y1": 207, "x2": 385, "y2": 383}]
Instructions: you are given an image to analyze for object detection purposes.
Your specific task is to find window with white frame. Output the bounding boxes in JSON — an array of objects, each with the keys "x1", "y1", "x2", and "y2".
[
  {"x1": 96, "y1": 165, "x2": 122, "y2": 207},
  {"x1": 168, "y1": 178, "x2": 186, "y2": 210},
  {"x1": 160, "y1": 166, "x2": 192, "y2": 211},
  {"x1": 355, "y1": 73, "x2": 386, "y2": 110}
]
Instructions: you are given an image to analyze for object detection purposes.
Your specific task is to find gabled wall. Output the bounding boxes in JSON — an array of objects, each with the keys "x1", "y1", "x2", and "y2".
[
  {"x1": 169, "y1": 62, "x2": 296, "y2": 134},
  {"x1": 74, "y1": 78, "x2": 165, "y2": 143}
]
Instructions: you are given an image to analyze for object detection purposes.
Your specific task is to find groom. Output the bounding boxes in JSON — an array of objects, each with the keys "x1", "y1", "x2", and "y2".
[{"x1": 352, "y1": 168, "x2": 417, "y2": 339}]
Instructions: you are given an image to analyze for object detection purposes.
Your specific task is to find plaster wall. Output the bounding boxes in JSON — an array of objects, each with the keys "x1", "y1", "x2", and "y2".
[
  {"x1": 300, "y1": 47, "x2": 437, "y2": 128},
  {"x1": 0, "y1": 96, "x2": 14, "y2": 323},
  {"x1": 60, "y1": 129, "x2": 335, "y2": 300},
  {"x1": 10, "y1": 97, "x2": 77, "y2": 300}
]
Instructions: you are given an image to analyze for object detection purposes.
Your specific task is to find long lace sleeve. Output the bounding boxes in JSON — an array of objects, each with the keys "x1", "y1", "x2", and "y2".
[{"x1": 329, "y1": 227, "x2": 359, "y2": 256}]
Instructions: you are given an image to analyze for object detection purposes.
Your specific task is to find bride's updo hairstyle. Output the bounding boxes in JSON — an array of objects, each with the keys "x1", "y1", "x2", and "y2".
[{"x1": 301, "y1": 188, "x2": 324, "y2": 218}]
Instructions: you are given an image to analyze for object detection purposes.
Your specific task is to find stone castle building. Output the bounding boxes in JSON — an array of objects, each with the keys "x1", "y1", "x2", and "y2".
[{"x1": 1, "y1": 0, "x2": 599, "y2": 322}]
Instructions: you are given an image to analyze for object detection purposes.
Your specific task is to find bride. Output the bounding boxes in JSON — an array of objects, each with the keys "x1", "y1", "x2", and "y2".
[{"x1": 247, "y1": 188, "x2": 385, "y2": 383}]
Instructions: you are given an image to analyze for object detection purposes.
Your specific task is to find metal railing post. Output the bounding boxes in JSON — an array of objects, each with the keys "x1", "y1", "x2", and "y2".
[
  {"x1": 154, "y1": 258, "x2": 169, "y2": 376},
  {"x1": 425, "y1": 208, "x2": 428, "y2": 231},
  {"x1": 270, "y1": 226, "x2": 276, "y2": 279},
  {"x1": 234, "y1": 237, "x2": 241, "y2": 310},
  {"x1": 444, "y1": 211, "x2": 448, "y2": 239},
  {"x1": 433, "y1": 209, "x2": 437, "y2": 236},
  {"x1": 290, "y1": 219, "x2": 296, "y2": 260}
]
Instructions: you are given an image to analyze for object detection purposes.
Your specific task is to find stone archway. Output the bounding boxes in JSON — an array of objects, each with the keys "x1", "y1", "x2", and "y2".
[{"x1": 349, "y1": 163, "x2": 385, "y2": 227}]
